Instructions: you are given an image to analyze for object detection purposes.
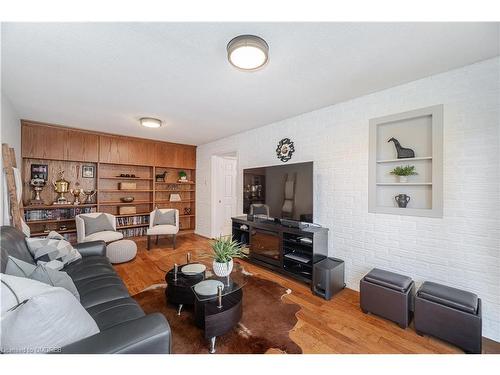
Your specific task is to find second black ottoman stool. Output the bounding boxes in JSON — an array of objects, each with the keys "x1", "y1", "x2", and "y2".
[{"x1": 360, "y1": 268, "x2": 414, "y2": 328}]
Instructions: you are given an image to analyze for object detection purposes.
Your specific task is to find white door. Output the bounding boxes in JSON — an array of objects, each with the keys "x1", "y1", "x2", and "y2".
[{"x1": 214, "y1": 156, "x2": 237, "y2": 237}]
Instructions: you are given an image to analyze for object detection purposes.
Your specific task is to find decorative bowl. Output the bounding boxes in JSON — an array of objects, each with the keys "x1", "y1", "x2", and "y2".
[{"x1": 120, "y1": 197, "x2": 135, "y2": 203}]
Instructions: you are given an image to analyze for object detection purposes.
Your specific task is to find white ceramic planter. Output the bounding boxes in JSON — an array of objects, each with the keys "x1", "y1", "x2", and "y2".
[
  {"x1": 213, "y1": 259, "x2": 234, "y2": 277},
  {"x1": 398, "y1": 176, "x2": 408, "y2": 183}
]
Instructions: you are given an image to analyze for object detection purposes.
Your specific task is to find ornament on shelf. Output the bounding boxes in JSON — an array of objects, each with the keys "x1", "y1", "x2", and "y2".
[{"x1": 388, "y1": 137, "x2": 415, "y2": 159}]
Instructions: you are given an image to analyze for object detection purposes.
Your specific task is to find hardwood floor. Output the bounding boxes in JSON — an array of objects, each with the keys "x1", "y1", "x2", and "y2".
[{"x1": 114, "y1": 234, "x2": 500, "y2": 354}]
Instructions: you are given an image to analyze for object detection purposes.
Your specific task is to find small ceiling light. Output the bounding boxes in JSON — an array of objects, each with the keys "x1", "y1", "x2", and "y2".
[
  {"x1": 227, "y1": 35, "x2": 269, "y2": 71},
  {"x1": 140, "y1": 117, "x2": 162, "y2": 128}
]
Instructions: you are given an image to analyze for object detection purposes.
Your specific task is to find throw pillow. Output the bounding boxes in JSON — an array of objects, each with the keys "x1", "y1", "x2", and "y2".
[
  {"x1": 25, "y1": 233, "x2": 81, "y2": 266},
  {"x1": 5, "y1": 256, "x2": 80, "y2": 301},
  {"x1": 81, "y1": 214, "x2": 114, "y2": 236},
  {"x1": 0, "y1": 274, "x2": 99, "y2": 354},
  {"x1": 1, "y1": 273, "x2": 53, "y2": 314},
  {"x1": 154, "y1": 209, "x2": 176, "y2": 226}
]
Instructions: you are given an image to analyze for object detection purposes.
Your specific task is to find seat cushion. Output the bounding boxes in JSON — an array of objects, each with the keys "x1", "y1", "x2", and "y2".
[
  {"x1": 86, "y1": 297, "x2": 145, "y2": 331},
  {"x1": 417, "y1": 281, "x2": 479, "y2": 314},
  {"x1": 76, "y1": 275, "x2": 130, "y2": 309},
  {"x1": 363, "y1": 268, "x2": 413, "y2": 292},
  {"x1": 84, "y1": 231, "x2": 123, "y2": 243},
  {"x1": 147, "y1": 225, "x2": 178, "y2": 235},
  {"x1": 63, "y1": 256, "x2": 116, "y2": 281}
]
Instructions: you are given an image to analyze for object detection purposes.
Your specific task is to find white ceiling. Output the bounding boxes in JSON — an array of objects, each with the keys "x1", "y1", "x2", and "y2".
[{"x1": 2, "y1": 22, "x2": 499, "y2": 145}]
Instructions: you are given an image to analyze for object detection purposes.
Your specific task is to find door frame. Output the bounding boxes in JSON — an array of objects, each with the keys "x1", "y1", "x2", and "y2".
[{"x1": 210, "y1": 151, "x2": 239, "y2": 239}]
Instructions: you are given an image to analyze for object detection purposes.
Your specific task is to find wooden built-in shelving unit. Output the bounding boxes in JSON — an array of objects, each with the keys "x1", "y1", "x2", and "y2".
[{"x1": 21, "y1": 120, "x2": 196, "y2": 241}]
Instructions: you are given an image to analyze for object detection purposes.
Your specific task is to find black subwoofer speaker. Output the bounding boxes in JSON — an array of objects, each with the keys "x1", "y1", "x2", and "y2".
[{"x1": 312, "y1": 257, "x2": 345, "y2": 300}]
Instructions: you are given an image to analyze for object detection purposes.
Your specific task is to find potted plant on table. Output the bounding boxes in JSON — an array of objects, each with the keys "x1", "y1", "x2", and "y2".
[
  {"x1": 211, "y1": 236, "x2": 247, "y2": 277},
  {"x1": 390, "y1": 165, "x2": 418, "y2": 183}
]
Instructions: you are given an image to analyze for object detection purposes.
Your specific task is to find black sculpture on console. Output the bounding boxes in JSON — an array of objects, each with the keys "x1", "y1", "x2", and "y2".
[{"x1": 388, "y1": 137, "x2": 415, "y2": 159}]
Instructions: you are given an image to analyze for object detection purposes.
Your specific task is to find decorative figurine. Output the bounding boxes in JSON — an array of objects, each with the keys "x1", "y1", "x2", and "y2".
[
  {"x1": 395, "y1": 194, "x2": 411, "y2": 208},
  {"x1": 30, "y1": 178, "x2": 46, "y2": 205},
  {"x1": 52, "y1": 170, "x2": 70, "y2": 205},
  {"x1": 156, "y1": 171, "x2": 168, "y2": 182},
  {"x1": 388, "y1": 137, "x2": 415, "y2": 159}
]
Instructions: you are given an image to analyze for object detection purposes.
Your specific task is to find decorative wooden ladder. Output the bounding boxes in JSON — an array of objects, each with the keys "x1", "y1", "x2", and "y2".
[{"x1": 2, "y1": 143, "x2": 23, "y2": 230}]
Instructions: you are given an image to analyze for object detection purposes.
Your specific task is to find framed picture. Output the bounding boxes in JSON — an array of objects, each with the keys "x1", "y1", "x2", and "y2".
[
  {"x1": 82, "y1": 165, "x2": 95, "y2": 178},
  {"x1": 31, "y1": 164, "x2": 48, "y2": 180}
]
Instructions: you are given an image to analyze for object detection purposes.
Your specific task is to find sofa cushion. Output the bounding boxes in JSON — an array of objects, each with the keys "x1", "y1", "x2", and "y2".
[
  {"x1": 154, "y1": 209, "x2": 176, "y2": 226},
  {"x1": 86, "y1": 297, "x2": 145, "y2": 331},
  {"x1": 417, "y1": 281, "x2": 479, "y2": 314},
  {"x1": 75, "y1": 274, "x2": 130, "y2": 309},
  {"x1": 147, "y1": 225, "x2": 178, "y2": 235},
  {"x1": 84, "y1": 231, "x2": 124, "y2": 243},
  {"x1": 81, "y1": 214, "x2": 115, "y2": 236},
  {"x1": 363, "y1": 268, "x2": 413, "y2": 292},
  {"x1": 63, "y1": 256, "x2": 117, "y2": 281},
  {"x1": 1, "y1": 226, "x2": 35, "y2": 273}
]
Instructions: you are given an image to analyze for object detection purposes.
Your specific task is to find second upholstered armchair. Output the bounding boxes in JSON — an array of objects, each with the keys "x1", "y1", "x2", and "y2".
[{"x1": 147, "y1": 208, "x2": 180, "y2": 249}]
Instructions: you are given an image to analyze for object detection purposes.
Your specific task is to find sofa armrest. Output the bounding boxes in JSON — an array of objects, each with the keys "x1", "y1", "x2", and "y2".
[
  {"x1": 74, "y1": 240, "x2": 107, "y2": 257},
  {"x1": 58, "y1": 313, "x2": 171, "y2": 354}
]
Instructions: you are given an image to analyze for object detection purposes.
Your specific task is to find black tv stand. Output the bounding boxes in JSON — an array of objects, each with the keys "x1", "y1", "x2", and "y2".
[{"x1": 231, "y1": 216, "x2": 329, "y2": 286}]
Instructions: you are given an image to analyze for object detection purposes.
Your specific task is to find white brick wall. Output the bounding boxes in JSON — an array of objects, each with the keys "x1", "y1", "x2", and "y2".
[{"x1": 196, "y1": 57, "x2": 500, "y2": 341}]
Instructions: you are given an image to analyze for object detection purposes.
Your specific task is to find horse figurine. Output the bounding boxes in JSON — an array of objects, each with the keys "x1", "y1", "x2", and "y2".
[
  {"x1": 155, "y1": 171, "x2": 168, "y2": 182},
  {"x1": 388, "y1": 137, "x2": 415, "y2": 159}
]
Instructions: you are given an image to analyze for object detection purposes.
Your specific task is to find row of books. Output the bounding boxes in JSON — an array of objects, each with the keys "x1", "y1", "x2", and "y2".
[
  {"x1": 25, "y1": 207, "x2": 96, "y2": 221},
  {"x1": 116, "y1": 215, "x2": 149, "y2": 227},
  {"x1": 118, "y1": 227, "x2": 148, "y2": 237}
]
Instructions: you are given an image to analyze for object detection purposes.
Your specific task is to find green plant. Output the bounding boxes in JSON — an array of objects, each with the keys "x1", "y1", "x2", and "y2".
[
  {"x1": 390, "y1": 165, "x2": 418, "y2": 177},
  {"x1": 211, "y1": 236, "x2": 247, "y2": 263},
  {"x1": 178, "y1": 170, "x2": 187, "y2": 178}
]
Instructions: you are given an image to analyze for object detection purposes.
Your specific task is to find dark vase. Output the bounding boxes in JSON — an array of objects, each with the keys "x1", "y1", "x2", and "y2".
[{"x1": 395, "y1": 194, "x2": 410, "y2": 208}]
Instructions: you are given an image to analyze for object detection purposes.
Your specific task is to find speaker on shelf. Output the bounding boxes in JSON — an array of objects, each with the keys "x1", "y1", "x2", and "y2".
[{"x1": 312, "y1": 257, "x2": 345, "y2": 300}]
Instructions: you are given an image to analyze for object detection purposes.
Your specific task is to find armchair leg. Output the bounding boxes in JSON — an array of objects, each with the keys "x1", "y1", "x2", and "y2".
[
  {"x1": 147, "y1": 235, "x2": 151, "y2": 250},
  {"x1": 156, "y1": 235, "x2": 159, "y2": 245},
  {"x1": 173, "y1": 234, "x2": 176, "y2": 249}
]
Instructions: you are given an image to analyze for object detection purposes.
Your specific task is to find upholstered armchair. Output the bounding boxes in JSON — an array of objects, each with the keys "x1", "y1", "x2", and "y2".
[
  {"x1": 147, "y1": 209, "x2": 179, "y2": 249},
  {"x1": 75, "y1": 212, "x2": 123, "y2": 243}
]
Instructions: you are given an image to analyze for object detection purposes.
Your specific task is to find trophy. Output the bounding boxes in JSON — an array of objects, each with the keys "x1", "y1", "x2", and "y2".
[
  {"x1": 52, "y1": 170, "x2": 70, "y2": 205},
  {"x1": 70, "y1": 183, "x2": 83, "y2": 205},
  {"x1": 82, "y1": 190, "x2": 97, "y2": 204},
  {"x1": 30, "y1": 178, "x2": 46, "y2": 205}
]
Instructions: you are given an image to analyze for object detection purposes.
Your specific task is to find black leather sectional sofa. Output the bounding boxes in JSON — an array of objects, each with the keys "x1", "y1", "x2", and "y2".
[{"x1": 1, "y1": 226, "x2": 171, "y2": 354}]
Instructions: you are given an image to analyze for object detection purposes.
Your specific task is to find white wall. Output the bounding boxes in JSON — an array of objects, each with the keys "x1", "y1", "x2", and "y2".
[
  {"x1": 1, "y1": 91, "x2": 22, "y2": 225},
  {"x1": 196, "y1": 57, "x2": 500, "y2": 341}
]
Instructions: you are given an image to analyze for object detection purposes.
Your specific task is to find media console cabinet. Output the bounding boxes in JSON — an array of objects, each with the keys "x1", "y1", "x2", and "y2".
[{"x1": 231, "y1": 216, "x2": 328, "y2": 285}]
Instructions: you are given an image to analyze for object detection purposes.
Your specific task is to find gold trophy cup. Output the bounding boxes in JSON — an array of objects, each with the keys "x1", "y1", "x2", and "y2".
[{"x1": 52, "y1": 171, "x2": 70, "y2": 205}]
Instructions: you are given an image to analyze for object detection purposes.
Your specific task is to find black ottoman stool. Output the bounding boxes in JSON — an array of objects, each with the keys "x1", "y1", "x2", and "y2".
[
  {"x1": 415, "y1": 281, "x2": 482, "y2": 353},
  {"x1": 360, "y1": 268, "x2": 414, "y2": 328}
]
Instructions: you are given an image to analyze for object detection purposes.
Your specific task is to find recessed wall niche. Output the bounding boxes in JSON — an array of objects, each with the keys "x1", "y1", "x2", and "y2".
[{"x1": 368, "y1": 105, "x2": 443, "y2": 218}]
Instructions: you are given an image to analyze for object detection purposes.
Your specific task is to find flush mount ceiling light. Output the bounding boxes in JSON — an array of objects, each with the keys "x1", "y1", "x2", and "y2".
[
  {"x1": 227, "y1": 35, "x2": 269, "y2": 71},
  {"x1": 140, "y1": 117, "x2": 162, "y2": 128}
]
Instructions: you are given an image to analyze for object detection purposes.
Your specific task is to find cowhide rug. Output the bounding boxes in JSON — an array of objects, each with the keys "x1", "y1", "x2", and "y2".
[{"x1": 132, "y1": 276, "x2": 302, "y2": 354}]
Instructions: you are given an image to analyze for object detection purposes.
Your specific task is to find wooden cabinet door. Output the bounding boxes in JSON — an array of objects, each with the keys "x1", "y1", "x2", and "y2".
[
  {"x1": 65, "y1": 130, "x2": 99, "y2": 162},
  {"x1": 99, "y1": 135, "x2": 129, "y2": 164},
  {"x1": 127, "y1": 139, "x2": 155, "y2": 166},
  {"x1": 179, "y1": 145, "x2": 196, "y2": 169},
  {"x1": 154, "y1": 142, "x2": 174, "y2": 167},
  {"x1": 22, "y1": 123, "x2": 67, "y2": 160}
]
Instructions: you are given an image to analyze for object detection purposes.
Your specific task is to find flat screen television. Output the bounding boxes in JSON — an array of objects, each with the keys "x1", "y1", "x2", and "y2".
[{"x1": 243, "y1": 161, "x2": 313, "y2": 223}]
